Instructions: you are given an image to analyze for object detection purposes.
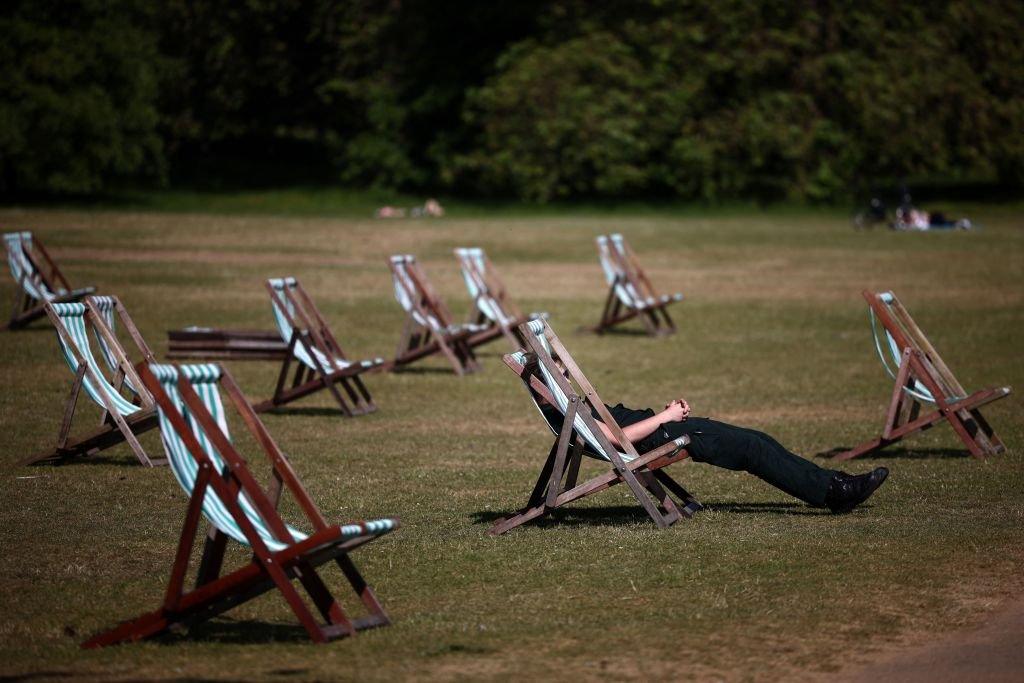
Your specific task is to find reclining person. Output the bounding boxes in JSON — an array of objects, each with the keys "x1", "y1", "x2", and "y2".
[{"x1": 541, "y1": 395, "x2": 888, "y2": 513}]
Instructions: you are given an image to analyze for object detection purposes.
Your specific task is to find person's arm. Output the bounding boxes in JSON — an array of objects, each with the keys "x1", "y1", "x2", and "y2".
[{"x1": 595, "y1": 400, "x2": 689, "y2": 449}]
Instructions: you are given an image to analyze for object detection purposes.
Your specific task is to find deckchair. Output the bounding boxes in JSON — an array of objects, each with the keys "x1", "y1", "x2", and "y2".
[
  {"x1": 3, "y1": 231, "x2": 94, "y2": 330},
  {"x1": 23, "y1": 301, "x2": 160, "y2": 467},
  {"x1": 387, "y1": 254, "x2": 486, "y2": 375},
  {"x1": 489, "y1": 319, "x2": 701, "y2": 535},
  {"x1": 82, "y1": 363, "x2": 398, "y2": 648},
  {"x1": 454, "y1": 247, "x2": 548, "y2": 350},
  {"x1": 587, "y1": 233, "x2": 683, "y2": 336},
  {"x1": 254, "y1": 277, "x2": 382, "y2": 415},
  {"x1": 833, "y1": 290, "x2": 1011, "y2": 460}
]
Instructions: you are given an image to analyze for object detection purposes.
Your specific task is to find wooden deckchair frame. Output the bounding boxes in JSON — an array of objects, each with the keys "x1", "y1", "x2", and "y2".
[
  {"x1": 3, "y1": 232, "x2": 95, "y2": 330},
  {"x1": 82, "y1": 363, "x2": 396, "y2": 648},
  {"x1": 455, "y1": 247, "x2": 541, "y2": 350},
  {"x1": 387, "y1": 256, "x2": 483, "y2": 375},
  {"x1": 833, "y1": 290, "x2": 1011, "y2": 460},
  {"x1": 23, "y1": 301, "x2": 161, "y2": 467},
  {"x1": 489, "y1": 320, "x2": 701, "y2": 535},
  {"x1": 254, "y1": 278, "x2": 378, "y2": 415},
  {"x1": 588, "y1": 234, "x2": 681, "y2": 337},
  {"x1": 87, "y1": 295, "x2": 158, "y2": 380}
]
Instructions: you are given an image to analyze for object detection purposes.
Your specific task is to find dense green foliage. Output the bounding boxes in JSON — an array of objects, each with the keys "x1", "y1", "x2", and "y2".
[
  {"x1": 2, "y1": 0, "x2": 1022, "y2": 200},
  {"x1": 0, "y1": 0, "x2": 164, "y2": 194}
]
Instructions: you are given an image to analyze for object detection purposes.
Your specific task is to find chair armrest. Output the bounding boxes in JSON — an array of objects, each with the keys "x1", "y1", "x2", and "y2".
[{"x1": 632, "y1": 435, "x2": 690, "y2": 468}]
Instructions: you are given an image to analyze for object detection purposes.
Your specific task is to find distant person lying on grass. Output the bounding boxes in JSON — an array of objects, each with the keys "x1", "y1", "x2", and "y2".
[{"x1": 541, "y1": 396, "x2": 888, "y2": 513}]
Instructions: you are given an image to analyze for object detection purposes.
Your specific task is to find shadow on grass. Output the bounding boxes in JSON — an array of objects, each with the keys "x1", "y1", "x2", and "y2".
[
  {"x1": 2, "y1": 326, "x2": 53, "y2": 335},
  {"x1": 1, "y1": 675, "x2": 232, "y2": 683},
  {"x1": 697, "y1": 501, "x2": 834, "y2": 516},
  {"x1": 816, "y1": 446, "x2": 969, "y2": 460},
  {"x1": 261, "y1": 406, "x2": 346, "y2": 418},
  {"x1": 574, "y1": 326, "x2": 651, "y2": 337},
  {"x1": 472, "y1": 500, "x2": 832, "y2": 528},
  {"x1": 161, "y1": 617, "x2": 313, "y2": 646},
  {"x1": 388, "y1": 366, "x2": 462, "y2": 375},
  {"x1": 20, "y1": 454, "x2": 145, "y2": 468}
]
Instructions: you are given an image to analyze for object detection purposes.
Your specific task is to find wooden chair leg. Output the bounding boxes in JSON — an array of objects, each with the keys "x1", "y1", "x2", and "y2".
[
  {"x1": 635, "y1": 470, "x2": 682, "y2": 524},
  {"x1": 336, "y1": 554, "x2": 391, "y2": 628},
  {"x1": 56, "y1": 365, "x2": 87, "y2": 450},
  {"x1": 967, "y1": 408, "x2": 1005, "y2": 454},
  {"x1": 195, "y1": 526, "x2": 229, "y2": 588},
  {"x1": 653, "y1": 470, "x2": 702, "y2": 515},
  {"x1": 659, "y1": 305, "x2": 677, "y2": 334},
  {"x1": 638, "y1": 308, "x2": 659, "y2": 337},
  {"x1": 349, "y1": 375, "x2": 377, "y2": 413},
  {"x1": 293, "y1": 559, "x2": 355, "y2": 635}
]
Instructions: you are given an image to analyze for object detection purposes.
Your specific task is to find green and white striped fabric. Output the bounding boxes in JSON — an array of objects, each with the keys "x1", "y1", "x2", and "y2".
[
  {"x1": 89, "y1": 296, "x2": 141, "y2": 397},
  {"x1": 267, "y1": 278, "x2": 383, "y2": 372},
  {"x1": 454, "y1": 248, "x2": 512, "y2": 325},
  {"x1": 50, "y1": 303, "x2": 140, "y2": 416},
  {"x1": 607, "y1": 234, "x2": 684, "y2": 308},
  {"x1": 390, "y1": 255, "x2": 443, "y2": 330},
  {"x1": 517, "y1": 320, "x2": 636, "y2": 463},
  {"x1": 596, "y1": 235, "x2": 645, "y2": 310},
  {"x1": 150, "y1": 363, "x2": 397, "y2": 551},
  {"x1": 869, "y1": 292, "x2": 961, "y2": 404},
  {"x1": 4, "y1": 231, "x2": 56, "y2": 302},
  {"x1": 390, "y1": 255, "x2": 486, "y2": 336}
]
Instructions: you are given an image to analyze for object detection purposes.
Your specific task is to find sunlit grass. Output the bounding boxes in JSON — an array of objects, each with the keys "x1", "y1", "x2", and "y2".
[{"x1": 0, "y1": 206, "x2": 1021, "y2": 681}]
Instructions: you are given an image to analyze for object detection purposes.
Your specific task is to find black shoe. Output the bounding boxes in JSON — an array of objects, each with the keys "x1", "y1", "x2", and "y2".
[{"x1": 825, "y1": 467, "x2": 889, "y2": 513}]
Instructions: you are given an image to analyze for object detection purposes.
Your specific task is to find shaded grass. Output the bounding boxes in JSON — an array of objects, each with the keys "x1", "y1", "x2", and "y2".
[{"x1": 0, "y1": 207, "x2": 1021, "y2": 681}]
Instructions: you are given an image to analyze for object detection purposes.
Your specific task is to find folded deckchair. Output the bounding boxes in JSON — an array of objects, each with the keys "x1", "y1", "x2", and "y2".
[
  {"x1": 489, "y1": 319, "x2": 701, "y2": 535},
  {"x1": 82, "y1": 363, "x2": 398, "y2": 648},
  {"x1": 454, "y1": 247, "x2": 548, "y2": 350},
  {"x1": 387, "y1": 254, "x2": 486, "y2": 375},
  {"x1": 587, "y1": 233, "x2": 683, "y2": 336},
  {"x1": 23, "y1": 301, "x2": 161, "y2": 466},
  {"x1": 254, "y1": 277, "x2": 382, "y2": 415},
  {"x1": 833, "y1": 290, "x2": 1011, "y2": 461},
  {"x1": 167, "y1": 327, "x2": 290, "y2": 360},
  {"x1": 3, "y1": 231, "x2": 94, "y2": 330}
]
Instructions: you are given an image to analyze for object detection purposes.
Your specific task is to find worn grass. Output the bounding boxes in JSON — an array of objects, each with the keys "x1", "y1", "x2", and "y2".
[{"x1": 0, "y1": 206, "x2": 1021, "y2": 682}]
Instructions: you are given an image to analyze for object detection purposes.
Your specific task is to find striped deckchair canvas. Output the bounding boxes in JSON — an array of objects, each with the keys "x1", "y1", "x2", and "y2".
[
  {"x1": 3, "y1": 231, "x2": 94, "y2": 330},
  {"x1": 87, "y1": 295, "x2": 157, "y2": 398},
  {"x1": 83, "y1": 362, "x2": 398, "y2": 648}
]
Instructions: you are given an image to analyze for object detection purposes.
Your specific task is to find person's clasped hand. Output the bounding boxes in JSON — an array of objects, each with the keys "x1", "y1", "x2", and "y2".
[{"x1": 662, "y1": 398, "x2": 690, "y2": 422}]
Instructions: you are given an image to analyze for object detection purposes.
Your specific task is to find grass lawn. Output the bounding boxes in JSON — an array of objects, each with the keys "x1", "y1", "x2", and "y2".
[{"x1": 0, "y1": 203, "x2": 1021, "y2": 681}]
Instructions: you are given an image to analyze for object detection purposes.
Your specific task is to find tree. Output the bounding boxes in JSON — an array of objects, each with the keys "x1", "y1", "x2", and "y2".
[{"x1": 0, "y1": 0, "x2": 164, "y2": 194}]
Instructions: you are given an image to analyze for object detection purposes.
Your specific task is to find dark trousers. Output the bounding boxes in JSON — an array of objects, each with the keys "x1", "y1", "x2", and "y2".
[{"x1": 641, "y1": 417, "x2": 837, "y2": 507}]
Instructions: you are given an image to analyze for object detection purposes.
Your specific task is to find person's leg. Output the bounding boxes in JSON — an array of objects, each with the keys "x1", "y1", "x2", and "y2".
[{"x1": 660, "y1": 418, "x2": 836, "y2": 506}]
